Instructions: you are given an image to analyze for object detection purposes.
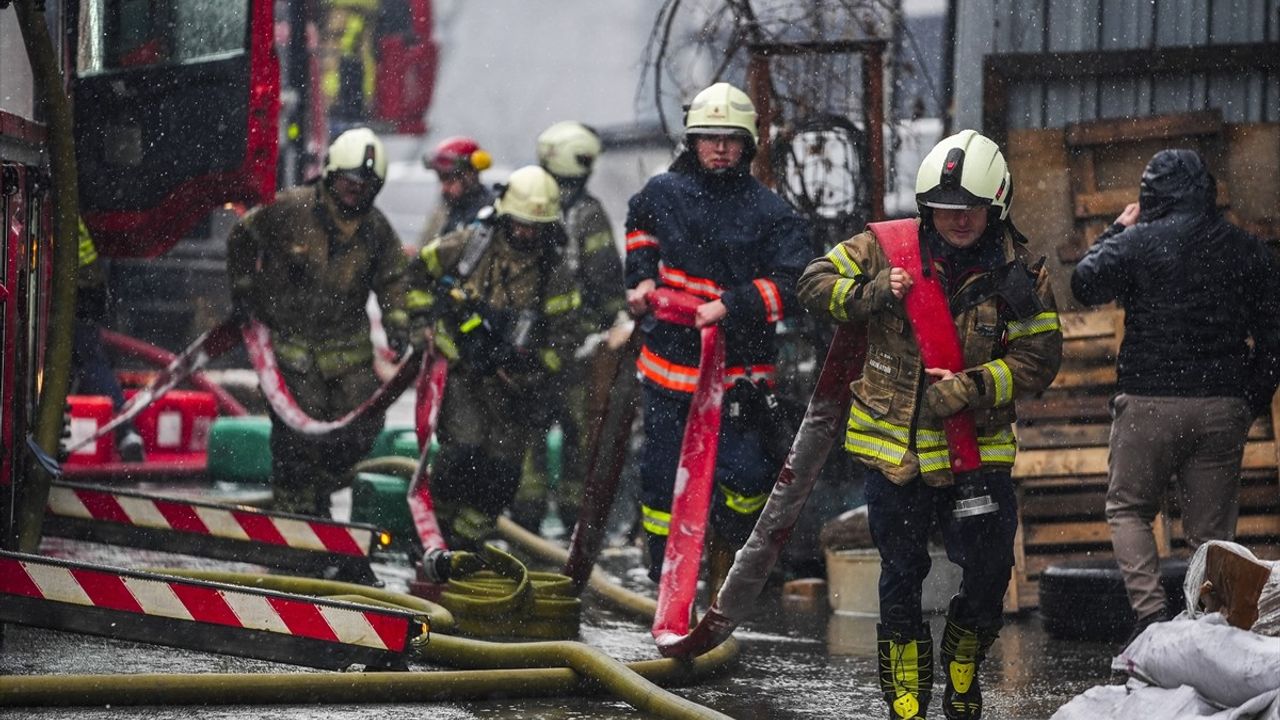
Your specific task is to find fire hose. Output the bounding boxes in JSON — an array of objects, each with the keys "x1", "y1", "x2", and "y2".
[
  {"x1": 0, "y1": 535, "x2": 738, "y2": 719},
  {"x1": 66, "y1": 317, "x2": 425, "y2": 454},
  {"x1": 659, "y1": 219, "x2": 986, "y2": 658},
  {"x1": 644, "y1": 288, "x2": 725, "y2": 650}
]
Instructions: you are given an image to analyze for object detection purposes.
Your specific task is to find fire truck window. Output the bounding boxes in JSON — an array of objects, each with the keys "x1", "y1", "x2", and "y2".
[{"x1": 76, "y1": 0, "x2": 249, "y2": 75}]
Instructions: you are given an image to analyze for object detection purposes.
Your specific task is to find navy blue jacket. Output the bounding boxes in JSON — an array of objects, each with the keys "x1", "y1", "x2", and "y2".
[
  {"x1": 625, "y1": 155, "x2": 810, "y2": 394},
  {"x1": 1071, "y1": 149, "x2": 1280, "y2": 412}
]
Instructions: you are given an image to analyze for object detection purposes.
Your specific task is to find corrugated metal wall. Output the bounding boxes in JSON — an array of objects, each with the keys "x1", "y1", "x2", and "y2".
[{"x1": 953, "y1": 0, "x2": 1280, "y2": 130}]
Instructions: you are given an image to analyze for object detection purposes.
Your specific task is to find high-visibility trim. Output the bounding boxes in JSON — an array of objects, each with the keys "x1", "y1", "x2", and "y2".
[
  {"x1": 638, "y1": 345, "x2": 774, "y2": 394},
  {"x1": 544, "y1": 290, "x2": 581, "y2": 316},
  {"x1": 459, "y1": 314, "x2": 483, "y2": 334},
  {"x1": 845, "y1": 431, "x2": 909, "y2": 465},
  {"x1": 826, "y1": 244, "x2": 864, "y2": 279},
  {"x1": 626, "y1": 230, "x2": 659, "y2": 252},
  {"x1": 658, "y1": 263, "x2": 724, "y2": 300},
  {"x1": 540, "y1": 348, "x2": 562, "y2": 372},
  {"x1": 917, "y1": 430, "x2": 1018, "y2": 472},
  {"x1": 641, "y1": 505, "x2": 671, "y2": 536},
  {"x1": 848, "y1": 404, "x2": 945, "y2": 446},
  {"x1": 639, "y1": 345, "x2": 699, "y2": 393},
  {"x1": 405, "y1": 289, "x2": 435, "y2": 311},
  {"x1": 753, "y1": 278, "x2": 784, "y2": 323},
  {"x1": 78, "y1": 221, "x2": 98, "y2": 268},
  {"x1": 1006, "y1": 311, "x2": 1060, "y2": 341},
  {"x1": 982, "y1": 358, "x2": 1014, "y2": 407},
  {"x1": 830, "y1": 277, "x2": 858, "y2": 321},
  {"x1": 584, "y1": 230, "x2": 613, "y2": 255},
  {"x1": 419, "y1": 240, "x2": 444, "y2": 277},
  {"x1": 719, "y1": 484, "x2": 768, "y2": 515}
]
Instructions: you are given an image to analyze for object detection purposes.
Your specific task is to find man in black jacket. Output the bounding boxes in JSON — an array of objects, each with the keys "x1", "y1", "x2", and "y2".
[{"x1": 1071, "y1": 148, "x2": 1280, "y2": 641}]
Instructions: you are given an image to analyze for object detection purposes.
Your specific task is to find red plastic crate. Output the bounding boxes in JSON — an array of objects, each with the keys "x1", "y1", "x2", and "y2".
[
  {"x1": 125, "y1": 389, "x2": 218, "y2": 461},
  {"x1": 63, "y1": 395, "x2": 115, "y2": 465}
]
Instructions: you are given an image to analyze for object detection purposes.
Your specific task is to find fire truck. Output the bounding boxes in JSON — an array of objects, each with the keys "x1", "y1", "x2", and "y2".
[{"x1": 0, "y1": 0, "x2": 435, "y2": 665}]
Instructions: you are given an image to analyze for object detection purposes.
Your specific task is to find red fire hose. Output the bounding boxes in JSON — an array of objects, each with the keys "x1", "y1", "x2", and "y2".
[
  {"x1": 407, "y1": 354, "x2": 449, "y2": 551},
  {"x1": 869, "y1": 218, "x2": 979, "y2": 473},
  {"x1": 657, "y1": 324, "x2": 865, "y2": 657},
  {"x1": 101, "y1": 326, "x2": 247, "y2": 416},
  {"x1": 646, "y1": 288, "x2": 725, "y2": 649}
]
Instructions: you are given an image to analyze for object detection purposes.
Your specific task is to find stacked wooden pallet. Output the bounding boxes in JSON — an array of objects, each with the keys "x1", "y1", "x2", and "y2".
[{"x1": 1005, "y1": 307, "x2": 1280, "y2": 611}]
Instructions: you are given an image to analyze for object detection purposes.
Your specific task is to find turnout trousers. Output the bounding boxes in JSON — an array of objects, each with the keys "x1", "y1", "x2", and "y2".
[
  {"x1": 864, "y1": 467, "x2": 1018, "y2": 632},
  {"x1": 638, "y1": 383, "x2": 774, "y2": 581}
]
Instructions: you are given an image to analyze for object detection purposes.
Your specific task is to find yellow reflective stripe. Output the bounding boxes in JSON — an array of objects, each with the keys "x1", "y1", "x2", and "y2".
[
  {"x1": 641, "y1": 505, "x2": 671, "y2": 536},
  {"x1": 918, "y1": 430, "x2": 1018, "y2": 472},
  {"x1": 583, "y1": 230, "x2": 612, "y2": 255},
  {"x1": 891, "y1": 639, "x2": 920, "y2": 701},
  {"x1": 983, "y1": 358, "x2": 1014, "y2": 407},
  {"x1": 845, "y1": 431, "x2": 908, "y2": 464},
  {"x1": 419, "y1": 240, "x2": 444, "y2": 277},
  {"x1": 540, "y1": 348, "x2": 562, "y2": 372},
  {"x1": 405, "y1": 289, "x2": 435, "y2": 311},
  {"x1": 849, "y1": 405, "x2": 949, "y2": 449},
  {"x1": 830, "y1": 277, "x2": 857, "y2": 322},
  {"x1": 719, "y1": 484, "x2": 768, "y2": 515},
  {"x1": 825, "y1": 244, "x2": 863, "y2": 278},
  {"x1": 544, "y1": 290, "x2": 581, "y2": 316},
  {"x1": 434, "y1": 324, "x2": 459, "y2": 360},
  {"x1": 78, "y1": 220, "x2": 98, "y2": 267},
  {"x1": 460, "y1": 314, "x2": 483, "y2": 333},
  {"x1": 1006, "y1": 311, "x2": 1060, "y2": 341}
]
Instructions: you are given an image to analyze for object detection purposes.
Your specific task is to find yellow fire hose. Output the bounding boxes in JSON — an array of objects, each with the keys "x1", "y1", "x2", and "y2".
[{"x1": 1, "y1": 515, "x2": 740, "y2": 718}]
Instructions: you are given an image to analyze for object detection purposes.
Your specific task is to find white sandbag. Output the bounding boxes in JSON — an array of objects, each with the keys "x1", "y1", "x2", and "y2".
[
  {"x1": 1051, "y1": 683, "x2": 1280, "y2": 720},
  {"x1": 1256, "y1": 567, "x2": 1280, "y2": 637},
  {"x1": 1113, "y1": 614, "x2": 1280, "y2": 709}
]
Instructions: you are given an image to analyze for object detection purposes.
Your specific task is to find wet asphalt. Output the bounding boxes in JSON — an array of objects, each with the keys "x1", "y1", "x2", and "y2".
[{"x1": 2, "y1": 530, "x2": 1116, "y2": 719}]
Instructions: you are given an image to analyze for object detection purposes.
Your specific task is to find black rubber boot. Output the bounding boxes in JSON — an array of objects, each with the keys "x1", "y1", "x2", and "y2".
[
  {"x1": 939, "y1": 616, "x2": 999, "y2": 719},
  {"x1": 877, "y1": 623, "x2": 933, "y2": 719}
]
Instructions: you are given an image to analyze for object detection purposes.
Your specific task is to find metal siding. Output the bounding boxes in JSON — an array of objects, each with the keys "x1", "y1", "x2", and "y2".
[
  {"x1": 953, "y1": 0, "x2": 998, "y2": 130},
  {"x1": 972, "y1": 0, "x2": 1277, "y2": 128},
  {"x1": 1098, "y1": 0, "x2": 1155, "y2": 118},
  {"x1": 1044, "y1": 0, "x2": 1100, "y2": 126}
]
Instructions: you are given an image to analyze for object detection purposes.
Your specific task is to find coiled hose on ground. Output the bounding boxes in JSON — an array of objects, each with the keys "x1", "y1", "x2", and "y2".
[{"x1": 2, "y1": 457, "x2": 739, "y2": 719}]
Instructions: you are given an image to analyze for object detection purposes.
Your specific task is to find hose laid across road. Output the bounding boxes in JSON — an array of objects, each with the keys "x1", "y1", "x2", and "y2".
[{"x1": 2, "y1": 530, "x2": 738, "y2": 718}]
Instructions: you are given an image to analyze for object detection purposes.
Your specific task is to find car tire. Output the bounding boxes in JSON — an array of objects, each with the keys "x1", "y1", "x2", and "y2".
[{"x1": 1039, "y1": 557, "x2": 1188, "y2": 641}]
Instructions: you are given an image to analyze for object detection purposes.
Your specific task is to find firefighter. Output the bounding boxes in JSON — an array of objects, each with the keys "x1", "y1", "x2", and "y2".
[
  {"x1": 625, "y1": 82, "x2": 810, "y2": 589},
  {"x1": 509, "y1": 121, "x2": 626, "y2": 533},
  {"x1": 227, "y1": 127, "x2": 412, "y2": 516},
  {"x1": 416, "y1": 136, "x2": 495, "y2": 249},
  {"x1": 797, "y1": 130, "x2": 1062, "y2": 719},
  {"x1": 71, "y1": 218, "x2": 145, "y2": 462},
  {"x1": 407, "y1": 165, "x2": 582, "y2": 549}
]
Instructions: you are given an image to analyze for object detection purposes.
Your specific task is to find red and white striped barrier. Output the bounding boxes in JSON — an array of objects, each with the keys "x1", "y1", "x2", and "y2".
[
  {"x1": 44, "y1": 482, "x2": 386, "y2": 583},
  {"x1": 0, "y1": 551, "x2": 422, "y2": 670}
]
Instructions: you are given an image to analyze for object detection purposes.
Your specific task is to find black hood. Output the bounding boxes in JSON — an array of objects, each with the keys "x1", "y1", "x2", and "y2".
[{"x1": 1138, "y1": 149, "x2": 1217, "y2": 223}]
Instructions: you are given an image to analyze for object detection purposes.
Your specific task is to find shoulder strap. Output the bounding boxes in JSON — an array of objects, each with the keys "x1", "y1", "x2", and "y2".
[{"x1": 455, "y1": 223, "x2": 495, "y2": 280}]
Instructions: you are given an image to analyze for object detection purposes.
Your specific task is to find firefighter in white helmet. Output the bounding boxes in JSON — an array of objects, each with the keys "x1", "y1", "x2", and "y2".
[
  {"x1": 227, "y1": 127, "x2": 412, "y2": 516},
  {"x1": 625, "y1": 82, "x2": 810, "y2": 591},
  {"x1": 406, "y1": 165, "x2": 583, "y2": 548},
  {"x1": 799, "y1": 129, "x2": 1063, "y2": 719},
  {"x1": 509, "y1": 122, "x2": 626, "y2": 533}
]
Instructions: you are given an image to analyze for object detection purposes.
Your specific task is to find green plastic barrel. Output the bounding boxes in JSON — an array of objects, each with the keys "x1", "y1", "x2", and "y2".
[
  {"x1": 350, "y1": 471, "x2": 414, "y2": 545},
  {"x1": 206, "y1": 416, "x2": 273, "y2": 484}
]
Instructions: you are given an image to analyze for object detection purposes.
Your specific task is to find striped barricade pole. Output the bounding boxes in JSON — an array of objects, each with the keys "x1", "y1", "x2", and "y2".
[
  {"x1": 0, "y1": 551, "x2": 425, "y2": 670},
  {"x1": 44, "y1": 481, "x2": 389, "y2": 583}
]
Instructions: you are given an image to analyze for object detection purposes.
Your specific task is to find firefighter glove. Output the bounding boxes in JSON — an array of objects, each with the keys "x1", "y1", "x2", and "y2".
[{"x1": 923, "y1": 372, "x2": 977, "y2": 419}]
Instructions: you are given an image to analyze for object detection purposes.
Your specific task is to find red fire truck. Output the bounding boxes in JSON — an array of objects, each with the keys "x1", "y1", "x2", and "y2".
[{"x1": 3, "y1": 0, "x2": 436, "y2": 519}]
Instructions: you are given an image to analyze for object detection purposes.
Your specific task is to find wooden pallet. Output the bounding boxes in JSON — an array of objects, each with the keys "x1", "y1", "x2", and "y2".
[{"x1": 1005, "y1": 307, "x2": 1280, "y2": 611}]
